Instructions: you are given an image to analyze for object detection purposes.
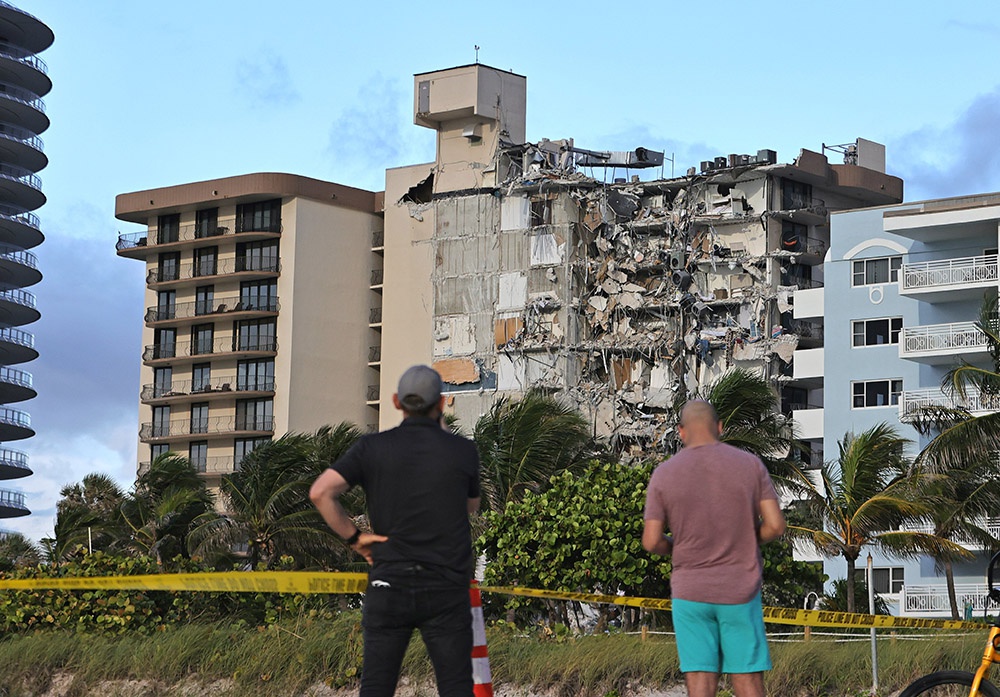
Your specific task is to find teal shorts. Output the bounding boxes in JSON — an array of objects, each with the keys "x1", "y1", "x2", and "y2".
[{"x1": 672, "y1": 592, "x2": 771, "y2": 674}]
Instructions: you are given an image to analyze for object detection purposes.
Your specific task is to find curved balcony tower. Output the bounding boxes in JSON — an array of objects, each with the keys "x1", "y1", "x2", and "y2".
[{"x1": 0, "y1": 2, "x2": 51, "y2": 520}]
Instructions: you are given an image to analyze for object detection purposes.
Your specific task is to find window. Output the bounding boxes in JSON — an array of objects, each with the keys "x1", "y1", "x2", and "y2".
[
  {"x1": 156, "y1": 290, "x2": 176, "y2": 321},
  {"x1": 236, "y1": 241, "x2": 279, "y2": 273},
  {"x1": 852, "y1": 379, "x2": 903, "y2": 408},
  {"x1": 234, "y1": 437, "x2": 270, "y2": 469},
  {"x1": 153, "y1": 328, "x2": 176, "y2": 359},
  {"x1": 151, "y1": 443, "x2": 169, "y2": 460},
  {"x1": 195, "y1": 285, "x2": 215, "y2": 316},
  {"x1": 152, "y1": 405, "x2": 170, "y2": 438},
  {"x1": 235, "y1": 319, "x2": 276, "y2": 351},
  {"x1": 240, "y1": 280, "x2": 277, "y2": 311},
  {"x1": 189, "y1": 441, "x2": 208, "y2": 472},
  {"x1": 236, "y1": 199, "x2": 281, "y2": 233},
  {"x1": 157, "y1": 214, "x2": 180, "y2": 244},
  {"x1": 781, "y1": 179, "x2": 812, "y2": 210},
  {"x1": 192, "y1": 363, "x2": 211, "y2": 393},
  {"x1": 852, "y1": 317, "x2": 903, "y2": 347},
  {"x1": 153, "y1": 367, "x2": 172, "y2": 398},
  {"x1": 237, "y1": 359, "x2": 274, "y2": 391},
  {"x1": 781, "y1": 263, "x2": 813, "y2": 289},
  {"x1": 157, "y1": 252, "x2": 180, "y2": 282},
  {"x1": 192, "y1": 324, "x2": 214, "y2": 355},
  {"x1": 529, "y1": 197, "x2": 552, "y2": 227},
  {"x1": 195, "y1": 208, "x2": 219, "y2": 239},
  {"x1": 190, "y1": 403, "x2": 209, "y2": 434},
  {"x1": 236, "y1": 398, "x2": 273, "y2": 431},
  {"x1": 852, "y1": 256, "x2": 902, "y2": 286},
  {"x1": 194, "y1": 247, "x2": 217, "y2": 277},
  {"x1": 856, "y1": 567, "x2": 904, "y2": 594}
]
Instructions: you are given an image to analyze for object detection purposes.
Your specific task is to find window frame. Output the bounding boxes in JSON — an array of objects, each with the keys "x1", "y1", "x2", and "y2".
[
  {"x1": 852, "y1": 379, "x2": 904, "y2": 408},
  {"x1": 852, "y1": 317, "x2": 903, "y2": 348},
  {"x1": 852, "y1": 256, "x2": 902, "y2": 287}
]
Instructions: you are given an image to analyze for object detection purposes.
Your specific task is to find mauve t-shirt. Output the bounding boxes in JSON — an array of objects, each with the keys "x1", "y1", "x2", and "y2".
[{"x1": 643, "y1": 441, "x2": 778, "y2": 604}]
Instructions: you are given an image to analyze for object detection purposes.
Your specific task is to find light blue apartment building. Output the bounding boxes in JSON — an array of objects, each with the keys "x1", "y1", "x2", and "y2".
[{"x1": 794, "y1": 192, "x2": 1000, "y2": 616}]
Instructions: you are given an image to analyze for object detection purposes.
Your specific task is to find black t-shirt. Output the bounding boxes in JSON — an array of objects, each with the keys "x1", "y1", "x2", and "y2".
[{"x1": 330, "y1": 416, "x2": 481, "y2": 587}]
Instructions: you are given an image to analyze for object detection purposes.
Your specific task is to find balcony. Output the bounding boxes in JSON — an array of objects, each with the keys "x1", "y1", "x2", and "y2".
[
  {"x1": 0, "y1": 447, "x2": 28, "y2": 479},
  {"x1": 0, "y1": 79, "x2": 48, "y2": 135},
  {"x1": 0, "y1": 325, "x2": 36, "y2": 364},
  {"x1": 791, "y1": 347, "x2": 824, "y2": 384},
  {"x1": 0, "y1": 205, "x2": 41, "y2": 249},
  {"x1": 900, "y1": 386, "x2": 1000, "y2": 421},
  {"x1": 369, "y1": 307, "x2": 382, "y2": 326},
  {"x1": 146, "y1": 256, "x2": 280, "y2": 286},
  {"x1": 793, "y1": 286, "x2": 824, "y2": 320},
  {"x1": 790, "y1": 406, "x2": 823, "y2": 440},
  {"x1": 0, "y1": 243, "x2": 39, "y2": 290},
  {"x1": 0, "y1": 161, "x2": 42, "y2": 211},
  {"x1": 0, "y1": 121, "x2": 45, "y2": 172},
  {"x1": 140, "y1": 415, "x2": 275, "y2": 441},
  {"x1": 899, "y1": 321, "x2": 988, "y2": 364},
  {"x1": 0, "y1": 365, "x2": 33, "y2": 402},
  {"x1": 142, "y1": 337, "x2": 278, "y2": 366},
  {"x1": 901, "y1": 583, "x2": 989, "y2": 618},
  {"x1": 900, "y1": 255, "x2": 998, "y2": 302},
  {"x1": 0, "y1": 287, "x2": 37, "y2": 326},
  {"x1": 0, "y1": 487, "x2": 27, "y2": 517},
  {"x1": 141, "y1": 376, "x2": 275, "y2": 403},
  {"x1": 117, "y1": 219, "x2": 281, "y2": 258},
  {"x1": 0, "y1": 40, "x2": 50, "y2": 98},
  {"x1": 774, "y1": 196, "x2": 828, "y2": 226},
  {"x1": 0, "y1": 406, "x2": 31, "y2": 440},
  {"x1": 145, "y1": 296, "x2": 279, "y2": 325}
]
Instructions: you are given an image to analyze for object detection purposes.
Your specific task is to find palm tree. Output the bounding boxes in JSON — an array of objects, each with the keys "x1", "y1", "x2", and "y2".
[
  {"x1": 473, "y1": 389, "x2": 599, "y2": 514},
  {"x1": 120, "y1": 453, "x2": 215, "y2": 565},
  {"x1": 785, "y1": 422, "x2": 971, "y2": 613},
  {"x1": 49, "y1": 473, "x2": 127, "y2": 557},
  {"x1": 706, "y1": 367, "x2": 803, "y2": 479},
  {"x1": 0, "y1": 531, "x2": 41, "y2": 570},
  {"x1": 190, "y1": 424, "x2": 363, "y2": 569}
]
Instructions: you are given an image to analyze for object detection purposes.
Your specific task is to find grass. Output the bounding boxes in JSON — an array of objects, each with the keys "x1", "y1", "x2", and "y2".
[{"x1": 0, "y1": 620, "x2": 991, "y2": 697}]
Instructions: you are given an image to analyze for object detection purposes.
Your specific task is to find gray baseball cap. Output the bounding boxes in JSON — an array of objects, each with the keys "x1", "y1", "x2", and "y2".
[{"x1": 397, "y1": 365, "x2": 442, "y2": 411}]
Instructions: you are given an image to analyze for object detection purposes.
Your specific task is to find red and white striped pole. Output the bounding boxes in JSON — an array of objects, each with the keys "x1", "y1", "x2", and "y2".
[{"x1": 470, "y1": 580, "x2": 494, "y2": 697}]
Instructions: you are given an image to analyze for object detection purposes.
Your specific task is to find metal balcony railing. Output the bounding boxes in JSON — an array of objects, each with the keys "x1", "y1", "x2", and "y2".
[
  {"x1": 141, "y1": 376, "x2": 275, "y2": 400},
  {"x1": 902, "y1": 583, "x2": 990, "y2": 616},
  {"x1": 368, "y1": 345, "x2": 381, "y2": 362},
  {"x1": 0, "y1": 163, "x2": 39, "y2": 191},
  {"x1": 0, "y1": 326, "x2": 33, "y2": 348},
  {"x1": 0, "y1": 244, "x2": 37, "y2": 269},
  {"x1": 781, "y1": 234, "x2": 828, "y2": 256},
  {"x1": 142, "y1": 337, "x2": 278, "y2": 361},
  {"x1": 146, "y1": 256, "x2": 281, "y2": 284},
  {"x1": 0, "y1": 288, "x2": 35, "y2": 309},
  {"x1": 140, "y1": 415, "x2": 275, "y2": 440},
  {"x1": 369, "y1": 307, "x2": 382, "y2": 324},
  {"x1": 0, "y1": 366, "x2": 31, "y2": 388},
  {"x1": 786, "y1": 319, "x2": 824, "y2": 341},
  {"x1": 781, "y1": 194, "x2": 826, "y2": 211},
  {"x1": 0, "y1": 122, "x2": 43, "y2": 152},
  {"x1": 117, "y1": 218, "x2": 281, "y2": 251},
  {"x1": 0, "y1": 488, "x2": 25, "y2": 508},
  {"x1": 194, "y1": 456, "x2": 237, "y2": 474},
  {"x1": 145, "y1": 296, "x2": 280, "y2": 322},
  {"x1": 901, "y1": 321, "x2": 987, "y2": 355},
  {"x1": 0, "y1": 205, "x2": 39, "y2": 231},
  {"x1": 0, "y1": 407, "x2": 29, "y2": 428},
  {"x1": 367, "y1": 385, "x2": 379, "y2": 401},
  {"x1": 0, "y1": 448, "x2": 27, "y2": 471},
  {"x1": 372, "y1": 230, "x2": 384, "y2": 248},
  {"x1": 0, "y1": 41, "x2": 48, "y2": 75},
  {"x1": 901, "y1": 254, "x2": 999, "y2": 292},
  {"x1": 0, "y1": 80, "x2": 45, "y2": 114},
  {"x1": 900, "y1": 386, "x2": 1000, "y2": 420},
  {"x1": 371, "y1": 268, "x2": 384, "y2": 286}
]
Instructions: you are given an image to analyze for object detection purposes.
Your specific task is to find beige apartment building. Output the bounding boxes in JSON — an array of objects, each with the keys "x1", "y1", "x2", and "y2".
[
  {"x1": 115, "y1": 174, "x2": 383, "y2": 481},
  {"x1": 116, "y1": 62, "x2": 906, "y2": 479}
]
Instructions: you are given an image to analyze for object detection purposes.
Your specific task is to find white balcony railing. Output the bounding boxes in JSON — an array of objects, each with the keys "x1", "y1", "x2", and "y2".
[
  {"x1": 900, "y1": 386, "x2": 1000, "y2": 420},
  {"x1": 901, "y1": 583, "x2": 990, "y2": 617},
  {"x1": 900, "y1": 321, "x2": 988, "y2": 359},
  {"x1": 902, "y1": 255, "x2": 998, "y2": 292}
]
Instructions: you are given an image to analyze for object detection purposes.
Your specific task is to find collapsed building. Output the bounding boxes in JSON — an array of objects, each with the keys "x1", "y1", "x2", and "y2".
[{"x1": 380, "y1": 64, "x2": 903, "y2": 463}]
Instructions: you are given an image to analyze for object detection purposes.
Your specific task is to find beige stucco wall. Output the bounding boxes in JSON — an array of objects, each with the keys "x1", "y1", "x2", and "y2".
[
  {"x1": 379, "y1": 163, "x2": 437, "y2": 429},
  {"x1": 277, "y1": 197, "x2": 382, "y2": 435}
]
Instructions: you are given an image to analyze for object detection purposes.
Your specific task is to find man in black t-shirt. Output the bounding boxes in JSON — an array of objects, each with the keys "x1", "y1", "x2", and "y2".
[{"x1": 310, "y1": 365, "x2": 481, "y2": 697}]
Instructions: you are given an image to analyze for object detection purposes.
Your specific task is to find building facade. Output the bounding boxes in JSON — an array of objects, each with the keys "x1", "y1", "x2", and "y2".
[
  {"x1": 0, "y1": 1, "x2": 49, "y2": 519},
  {"x1": 818, "y1": 192, "x2": 1000, "y2": 616},
  {"x1": 115, "y1": 174, "x2": 383, "y2": 486}
]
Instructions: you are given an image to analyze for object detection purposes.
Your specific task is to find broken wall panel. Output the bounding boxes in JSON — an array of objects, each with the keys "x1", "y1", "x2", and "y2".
[
  {"x1": 433, "y1": 314, "x2": 477, "y2": 358},
  {"x1": 497, "y1": 272, "x2": 527, "y2": 311},
  {"x1": 435, "y1": 276, "x2": 496, "y2": 315}
]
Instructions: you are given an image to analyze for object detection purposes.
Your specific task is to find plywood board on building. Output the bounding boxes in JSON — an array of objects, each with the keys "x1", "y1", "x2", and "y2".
[
  {"x1": 433, "y1": 357, "x2": 480, "y2": 385},
  {"x1": 494, "y1": 316, "x2": 523, "y2": 347}
]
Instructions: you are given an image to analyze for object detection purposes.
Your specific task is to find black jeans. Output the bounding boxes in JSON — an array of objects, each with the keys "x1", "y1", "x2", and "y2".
[{"x1": 360, "y1": 580, "x2": 473, "y2": 697}]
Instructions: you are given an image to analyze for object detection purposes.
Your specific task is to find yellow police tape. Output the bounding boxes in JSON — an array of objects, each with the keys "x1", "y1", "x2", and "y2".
[{"x1": 0, "y1": 572, "x2": 982, "y2": 630}]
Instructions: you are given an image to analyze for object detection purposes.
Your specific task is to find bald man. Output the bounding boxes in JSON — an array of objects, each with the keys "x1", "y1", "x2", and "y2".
[{"x1": 642, "y1": 400, "x2": 785, "y2": 697}]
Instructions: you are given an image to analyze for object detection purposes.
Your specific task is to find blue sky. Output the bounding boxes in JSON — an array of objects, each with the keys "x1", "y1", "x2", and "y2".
[{"x1": 4, "y1": 1, "x2": 1000, "y2": 541}]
